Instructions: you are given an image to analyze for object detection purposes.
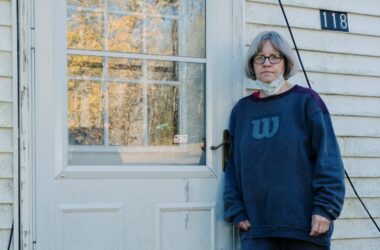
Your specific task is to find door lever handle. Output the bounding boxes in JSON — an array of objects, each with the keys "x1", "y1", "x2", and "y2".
[
  {"x1": 210, "y1": 140, "x2": 229, "y2": 150},
  {"x1": 210, "y1": 130, "x2": 230, "y2": 171}
]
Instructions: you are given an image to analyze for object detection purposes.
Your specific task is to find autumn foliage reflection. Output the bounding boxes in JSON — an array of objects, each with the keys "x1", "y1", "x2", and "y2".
[{"x1": 66, "y1": 0, "x2": 205, "y2": 151}]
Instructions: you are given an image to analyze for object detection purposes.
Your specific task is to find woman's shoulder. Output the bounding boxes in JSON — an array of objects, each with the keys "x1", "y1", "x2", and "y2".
[{"x1": 293, "y1": 85, "x2": 328, "y2": 114}]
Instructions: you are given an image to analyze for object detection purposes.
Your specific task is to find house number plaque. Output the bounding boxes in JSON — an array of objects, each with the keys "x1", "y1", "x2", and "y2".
[{"x1": 320, "y1": 10, "x2": 349, "y2": 32}]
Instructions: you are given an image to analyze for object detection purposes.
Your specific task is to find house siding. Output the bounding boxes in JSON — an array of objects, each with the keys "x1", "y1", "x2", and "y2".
[
  {"x1": 0, "y1": 0, "x2": 14, "y2": 249},
  {"x1": 245, "y1": 0, "x2": 380, "y2": 249}
]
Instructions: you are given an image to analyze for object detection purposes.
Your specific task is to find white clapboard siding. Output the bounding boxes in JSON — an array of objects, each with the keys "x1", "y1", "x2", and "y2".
[
  {"x1": 0, "y1": 204, "x2": 12, "y2": 229},
  {"x1": 245, "y1": 1, "x2": 380, "y2": 247},
  {"x1": 344, "y1": 179, "x2": 380, "y2": 198},
  {"x1": 338, "y1": 137, "x2": 380, "y2": 157},
  {"x1": 290, "y1": 72, "x2": 380, "y2": 97},
  {"x1": 341, "y1": 197, "x2": 380, "y2": 218},
  {"x1": 0, "y1": 26, "x2": 12, "y2": 51},
  {"x1": 246, "y1": 1, "x2": 380, "y2": 37},
  {"x1": 293, "y1": 51, "x2": 380, "y2": 77},
  {"x1": 245, "y1": 24, "x2": 380, "y2": 57},
  {"x1": 0, "y1": 129, "x2": 12, "y2": 153},
  {"x1": 0, "y1": 153, "x2": 12, "y2": 178},
  {"x1": 0, "y1": 103, "x2": 13, "y2": 128},
  {"x1": 0, "y1": 77, "x2": 12, "y2": 102},
  {"x1": 332, "y1": 116, "x2": 380, "y2": 137},
  {"x1": 332, "y1": 238, "x2": 380, "y2": 250},
  {"x1": 334, "y1": 218, "x2": 380, "y2": 239},
  {"x1": 322, "y1": 95, "x2": 380, "y2": 117},
  {"x1": 0, "y1": 179, "x2": 13, "y2": 203},
  {"x1": 0, "y1": 52, "x2": 12, "y2": 77},
  {"x1": 0, "y1": 1, "x2": 13, "y2": 247},
  {"x1": 248, "y1": 0, "x2": 380, "y2": 17},
  {"x1": 0, "y1": 230, "x2": 12, "y2": 250},
  {"x1": 0, "y1": 2, "x2": 11, "y2": 26},
  {"x1": 343, "y1": 158, "x2": 380, "y2": 177}
]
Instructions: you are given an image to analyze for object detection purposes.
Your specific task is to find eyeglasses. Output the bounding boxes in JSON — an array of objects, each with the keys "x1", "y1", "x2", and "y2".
[{"x1": 253, "y1": 55, "x2": 283, "y2": 64}]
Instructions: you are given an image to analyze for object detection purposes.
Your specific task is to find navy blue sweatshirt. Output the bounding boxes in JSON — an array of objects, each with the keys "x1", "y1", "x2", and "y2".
[{"x1": 223, "y1": 85, "x2": 345, "y2": 247}]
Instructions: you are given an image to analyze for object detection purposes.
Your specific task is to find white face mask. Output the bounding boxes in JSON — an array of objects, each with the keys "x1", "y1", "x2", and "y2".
[{"x1": 255, "y1": 72, "x2": 286, "y2": 96}]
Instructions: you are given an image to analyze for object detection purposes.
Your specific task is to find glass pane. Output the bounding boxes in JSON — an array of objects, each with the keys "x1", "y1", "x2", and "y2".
[
  {"x1": 67, "y1": 0, "x2": 205, "y2": 57},
  {"x1": 67, "y1": 0, "x2": 104, "y2": 9},
  {"x1": 148, "y1": 84, "x2": 179, "y2": 146},
  {"x1": 146, "y1": 17, "x2": 178, "y2": 56},
  {"x1": 147, "y1": 60, "x2": 178, "y2": 81},
  {"x1": 183, "y1": 63, "x2": 205, "y2": 145},
  {"x1": 108, "y1": 83, "x2": 143, "y2": 146},
  {"x1": 68, "y1": 80, "x2": 104, "y2": 145},
  {"x1": 67, "y1": 9, "x2": 104, "y2": 50},
  {"x1": 109, "y1": 58, "x2": 143, "y2": 79},
  {"x1": 108, "y1": 0, "x2": 142, "y2": 12},
  {"x1": 180, "y1": 0, "x2": 206, "y2": 57},
  {"x1": 67, "y1": 60, "x2": 206, "y2": 165},
  {"x1": 68, "y1": 55, "x2": 103, "y2": 77},
  {"x1": 146, "y1": 0, "x2": 179, "y2": 16},
  {"x1": 107, "y1": 14, "x2": 143, "y2": 53}
]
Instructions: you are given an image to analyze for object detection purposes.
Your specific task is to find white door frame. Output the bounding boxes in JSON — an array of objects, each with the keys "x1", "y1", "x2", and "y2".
[
  {"x1": 18, "y1": 0, "x2": 247, "y2": 249},
  {"x1": 18, "y1": 0, "x2": 37, "y2": 248}
]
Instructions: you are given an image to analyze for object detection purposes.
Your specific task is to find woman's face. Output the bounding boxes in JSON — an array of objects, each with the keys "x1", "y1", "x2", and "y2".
[{"x1": 253, "y1": 41, "x2": 285, "y2": 83}]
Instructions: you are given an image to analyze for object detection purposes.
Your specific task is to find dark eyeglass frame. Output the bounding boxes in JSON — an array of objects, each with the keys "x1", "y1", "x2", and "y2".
[{"x1": 253, "y1": 54, "x2": 283, "y2": 65}]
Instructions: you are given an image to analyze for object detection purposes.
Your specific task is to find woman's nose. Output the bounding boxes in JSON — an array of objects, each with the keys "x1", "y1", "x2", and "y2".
[{"x1": 263, "y1": 58, "x2": 272, "y2": 66}]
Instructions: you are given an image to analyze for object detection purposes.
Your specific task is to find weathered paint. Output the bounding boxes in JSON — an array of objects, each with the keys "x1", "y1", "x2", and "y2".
[{"x1": 18, "y1": 0, "x2": 33, "y2": 247}]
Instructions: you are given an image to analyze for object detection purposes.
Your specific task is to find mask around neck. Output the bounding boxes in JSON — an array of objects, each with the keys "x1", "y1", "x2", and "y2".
[{"x1": 255, "y1": 72, "x2": 286, "y2": 96}]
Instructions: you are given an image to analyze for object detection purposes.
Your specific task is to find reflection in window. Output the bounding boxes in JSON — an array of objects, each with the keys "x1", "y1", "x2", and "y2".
[
  {"x1": 108, "y1": 83, "x2": 143, "y2": 146},
  {"x1": 147, "y1": 60, "x2": 177, "y2": 81},
  {"x1": 68, "y1": 80, "x2": 104, "y2": 145},
  {"x1": 66, "y1": 0, "x2": 206, "y2": 165},
  {"x1": 108, "y1": 14, "x2": 143, "y2": 53},
  {"x1": 148, "y1": 84, "x2": 179, "y2": 146},
  {"x1": 67, "y1": 0, "x2": 205, "y2": 57},
  {"x1": 68, "y1": 55, "x2": 103, "y2": 77},
  {"x1": 108, "y1": 58, "x2": 143, "y2": 79}
]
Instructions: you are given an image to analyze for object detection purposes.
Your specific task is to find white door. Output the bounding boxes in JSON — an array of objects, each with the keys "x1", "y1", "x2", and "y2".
[{"x1": 34, "y1": 0, "x2": 236, "y2": 249}]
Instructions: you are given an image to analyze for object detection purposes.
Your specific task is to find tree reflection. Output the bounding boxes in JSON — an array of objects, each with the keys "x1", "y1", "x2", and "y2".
[{"x1": 67, "y1": 0, "x2": 205, "y2": 148}]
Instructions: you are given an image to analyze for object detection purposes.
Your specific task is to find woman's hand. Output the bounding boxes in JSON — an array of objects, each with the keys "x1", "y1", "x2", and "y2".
[
  {"x1": 237, "y1": 220, "x2": 251, "y2": 231},
  {"x1": 309, "y1": 214, "x2": 331, "y2": 236}
]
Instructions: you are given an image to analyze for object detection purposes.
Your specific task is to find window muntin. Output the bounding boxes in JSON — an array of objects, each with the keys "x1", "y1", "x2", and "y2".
[
  {"x1": 66, "y1": 0, "x2": 206, "y2": 166},
  {"x1": 67, "y1": 0, "x2": 205, "y2": 57}
]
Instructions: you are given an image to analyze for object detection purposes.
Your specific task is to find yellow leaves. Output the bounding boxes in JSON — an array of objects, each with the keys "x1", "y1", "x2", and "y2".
[
  {"x1": 68, "y1": 55, "x2": 103, "y2": 77},
  {"x1": 67, "y1": 80, "x2": 103, "y2": 130},
  {"x1": 67, "y1": 11, "x2": 103, "y2": 50},
  {"x1": 107, "y1": 14, "x2": 142, "y2": 53}
]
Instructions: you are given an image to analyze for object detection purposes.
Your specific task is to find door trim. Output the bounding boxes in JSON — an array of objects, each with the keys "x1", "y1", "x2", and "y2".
[{"x1": 18, "y1": 0, "x2": 36, "y2": 248}]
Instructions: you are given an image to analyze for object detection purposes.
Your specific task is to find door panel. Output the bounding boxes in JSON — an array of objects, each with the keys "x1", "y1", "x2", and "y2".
[{"x1": 34, "y1": 0, "x2": 234, "y2": 249}]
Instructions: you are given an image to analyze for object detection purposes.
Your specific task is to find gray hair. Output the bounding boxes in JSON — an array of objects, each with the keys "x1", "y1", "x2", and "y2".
[{"x1": 246, "y1": 31, "x2": 299, "y2": 80}]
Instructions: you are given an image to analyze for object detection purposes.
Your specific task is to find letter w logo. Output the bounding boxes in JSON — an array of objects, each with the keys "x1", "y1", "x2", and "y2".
[{"x1": 251, "y1": 116, "x2": 279, "y2": 139}]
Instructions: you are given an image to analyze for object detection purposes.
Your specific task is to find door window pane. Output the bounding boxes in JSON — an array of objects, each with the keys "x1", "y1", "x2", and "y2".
[
  {"x1": 66, "y1": 0, "x2": 207, "y2": 166},
  {"x1": 67, "y1": 9, "x2": 104, "y2": 50},
  {"x1": 67, "y1": 58, "x2": 205, "y2": 165},
  {"x1": 68, "y1": 80, "x2": 104, "y2": 145},
  {"x1": 107, "y1": 14, "x2": 143, "y2": 53},
  {"x1": 108, "y1": 83, "x2": 143, "y2": 146},
  {"x1": 147, "y1": 84, "x2": 179, "y2": 146},
  {"x1": 67, "y1": 0, "x2": 205, "y2": 57}
]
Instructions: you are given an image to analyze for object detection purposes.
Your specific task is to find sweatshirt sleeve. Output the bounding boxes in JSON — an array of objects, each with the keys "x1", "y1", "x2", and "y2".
[
  {"x1": 223, "y1": 106, "x2": 248, "y2": 225},
  {"x1": 309, "y1": 108, "x2": 346, "y2": 221}
]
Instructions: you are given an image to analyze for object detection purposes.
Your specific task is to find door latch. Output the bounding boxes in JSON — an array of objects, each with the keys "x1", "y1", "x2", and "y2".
[{"x1": 210, "y1": 129, "x2": 230, "y2": 171}]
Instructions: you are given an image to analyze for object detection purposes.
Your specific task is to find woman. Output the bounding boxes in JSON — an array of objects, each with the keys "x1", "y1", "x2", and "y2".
[{"x1": 223, "y1": 31, "x2": 345, "y2": 250}]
